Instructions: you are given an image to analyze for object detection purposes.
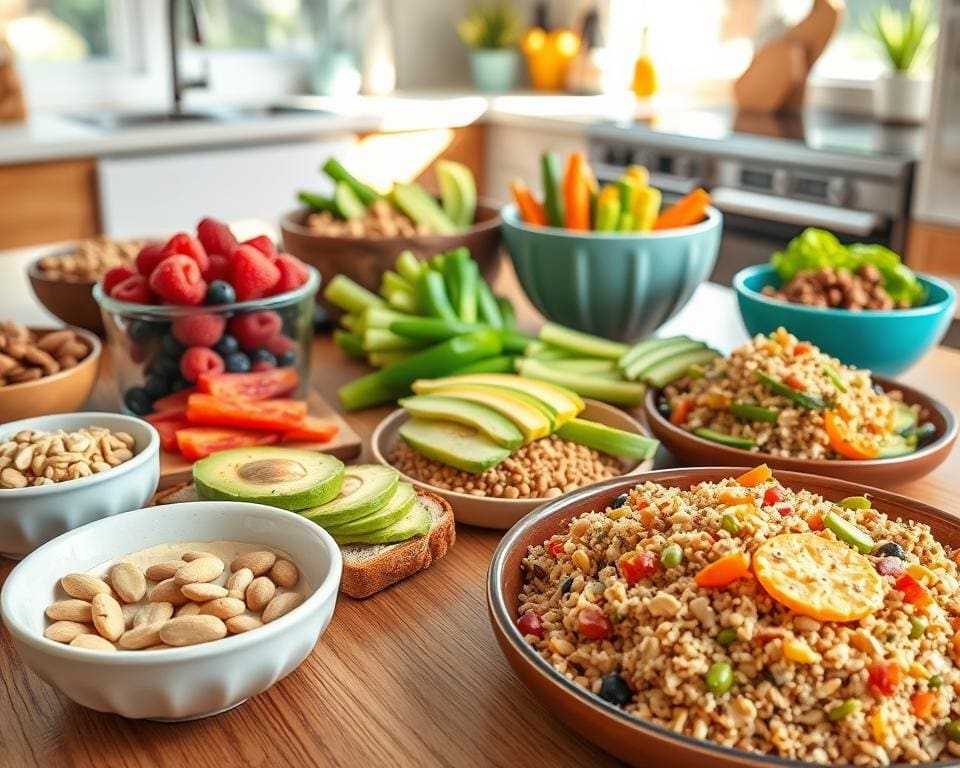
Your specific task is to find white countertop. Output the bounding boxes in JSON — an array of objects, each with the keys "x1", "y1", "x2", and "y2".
[{"x1": 0, "y1": 91, "x2": 639, "y2": 166}]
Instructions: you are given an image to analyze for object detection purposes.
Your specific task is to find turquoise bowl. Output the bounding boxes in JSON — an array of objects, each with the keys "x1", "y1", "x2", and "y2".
[
  {"x1": 500, "y1": 204, "x2": 722, "y2": 342},
  {"x1": 734, "y1": 264, "x2": 957, "y2": 376}
]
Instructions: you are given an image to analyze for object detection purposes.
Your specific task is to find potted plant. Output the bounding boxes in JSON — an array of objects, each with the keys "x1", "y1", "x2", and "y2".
[
  {"x1": 457, "y1": 3, "x2": 522, "y2": 93},
  {"x1": 870, "y1": 0, "x2": 938, "y2": 123}
]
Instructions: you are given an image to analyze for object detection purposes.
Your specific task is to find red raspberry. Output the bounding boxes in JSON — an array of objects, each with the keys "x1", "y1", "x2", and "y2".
[
  {"x1": 264, "y1": 334, "x2": 296, "y2": 357},
  {"x1": 161, "y1": 233, "x2": 209, "y2": 275},
  {"x1": 242, "y1": 235, "x2": 277, "y2": 260},
  {"x1": 229, "y1": 311, "x2": 282, "y2": 351},
  {"x1": 204, "y1": 252, "x2": 231, "y2": 283},
  {"x1": 171, "y1": 314, "x2": 226, "y2": 347},
  {"x1": 251, "y1": 359, "x2": 276, "y2": 372},
  {"x1": 270, "y1": 253, "x2": 309, "y2": 295},
  {"x1": 230, "y1": 245, "x2": 280, "y2": 301},
  {"x1": 109, "y1": 274, "x2": 151, "y2": 304},
  {"x1": 102, "y1": 264, "x2": 136, "y2": 294},
  {"x1": 197, "y1": 217, "x2": 238, "y2": 256},
  {"x1": 149, "y1": 255, "x2": 206, "y2": 305},
  {"x1": 179, "y1": 346, "x2": 224, "y2": 383},
  {"x1": 135, "y1": 242, "x2": 167, "y2": 277}
]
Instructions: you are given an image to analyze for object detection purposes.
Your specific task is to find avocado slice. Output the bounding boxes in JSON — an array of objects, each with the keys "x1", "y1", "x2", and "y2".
[
  {"x1": 877, "y1": 434, "x2": 918, "y2": 458},
  {"x1": 300, "y1": 465, "x2": 399, "y2": 528},
  {"x1": 398, "y1": 395, "x2": 524, "y2": 449},
  {"x1": 412, "y1": 373, "x2": 584, "y2": 426},
  {"x1": 193, "y1": 447, "x2": 344, "y2": 511},
  {"x1": 892, "y1": 403, "x2": 919, "y2": 435},
  {"x1": 410, "y1": 384, "x2": 551, "y2": 443},
  {"x1": 332, "y1": 497, "x2": 431, "y2": 545},
  {"x1": 326, "y1": 482, "x2": 416, "y2": 537},
  {"x1": 399, "y1": 418, "x2": 511, "y2": 474}
]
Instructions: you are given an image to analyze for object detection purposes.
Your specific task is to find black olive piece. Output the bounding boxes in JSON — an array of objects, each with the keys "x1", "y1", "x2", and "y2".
[
  {"x1": 560, "y1": 576, "x2": 575, "y2": 594},
  {"x1": 598, "y1": 674, "x2": 632, "y2": 706},
  {"x1": 613, "y1": 492, "x2": 629, "y2": 508},
  {"x1": 874, "y1": 541, "x2": 905, "y2": 560}
]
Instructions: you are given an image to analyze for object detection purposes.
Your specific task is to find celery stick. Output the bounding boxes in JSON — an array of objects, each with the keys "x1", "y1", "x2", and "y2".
[
  {"x1": 539, "y1": 322, "x2": 629, "y2": 361},
  {"x1": 363, "y1": 328, "x2": 425, "y2": 353},
  {"x1": 298, "y1": 190, "x2": 338, "y2": 213},
  {"x1": 476, "y1": 281, "x2": 503, "y2": 329},
  {"x1": 448, "y1": 355, "x2": 517, "y2": 375},
  {"x1": 338, "y1": 371, "x2": 408, "y2": 411},
  {"x1": 499, "y1": 330, "x2": 536, "y2": 355},
  {"x1": 384, "y1": 287, "x2": 419, "y2": 315},
  {"x1": 368, "y1": 350, "x2": 413, "y2": 368},
  {"x1": 517, "y1": 359, "x2": 645, "y2": 406},
  {"x1": 333, "y1": 330, "x2": 366, "y2": 360},
  {"x1": 395, "y1": 250, "x2": 424, "y2": 283},
  {"x1": 539, "y1": 358, "x2": 618, "y2": 375},
  {"x1": 339, "y1": 314, "x2": 358, "y2": 332},
  {"x1": 417, "y1": 270, "x2": 458, "y2": 321},
  {"x1": 324, "y1": 274, "x2": 385, "y2": 314},
  {"x1": 381, "y1": 270, "x2": 411, "y2": 296},
  {"x1": 365, "y1": 306, "x2": 415, "y2": 329},
  {"x1": 390, "y1": 317, "x2": 484, "y2": 341},
  {"x1": 556, "y1": 418, "x2": 659, "y2": 460},
  {"x1": 524, "y1": 342, "x2": 581, "y2": 360},
  {"x1": 497, "y1": 297, "x2": 516, "y2": 331},
  {"x1": 322, "y1": 158, "x2": 382, "y2": 205}
]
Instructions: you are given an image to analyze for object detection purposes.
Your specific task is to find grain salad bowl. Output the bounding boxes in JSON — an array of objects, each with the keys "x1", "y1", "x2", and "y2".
[
  {"x1": 0, "y1": 500, "x2": 341, "y2": 721},
  {"x1": 488, "y1": 467, "x2": 960, "y2": 768},
  {"x1": 371, "y1": 399, "x2": 656, "y2": 530}
]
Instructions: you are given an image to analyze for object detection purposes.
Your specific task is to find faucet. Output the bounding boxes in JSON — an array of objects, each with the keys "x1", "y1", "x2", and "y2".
[{"x1": 168, "y1": 0, "x2": 209, "y2": 115}]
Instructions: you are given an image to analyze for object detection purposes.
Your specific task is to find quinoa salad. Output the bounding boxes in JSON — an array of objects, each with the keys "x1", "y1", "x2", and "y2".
[
  {"x1": 516, "y1": 465, "x2": 960, "y2": 766},
  {"x1": 662, "y1": 328, "x2": 931, "y2": 461}
]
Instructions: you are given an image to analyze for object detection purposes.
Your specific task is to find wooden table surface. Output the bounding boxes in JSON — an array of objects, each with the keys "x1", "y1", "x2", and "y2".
[{"x1": 2, "y1": 265, "x2": 959, "y2": 768}]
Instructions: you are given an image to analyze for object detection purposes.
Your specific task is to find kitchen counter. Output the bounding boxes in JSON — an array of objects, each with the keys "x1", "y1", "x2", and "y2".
[{"x1": 0, "y1": 91, "x2": 637, "y2": 166}]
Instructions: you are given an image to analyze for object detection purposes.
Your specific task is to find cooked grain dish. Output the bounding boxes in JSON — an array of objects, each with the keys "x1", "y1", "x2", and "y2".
[
  {"x1": 663, "y1": 328, "x2": 924, "y2": 461},
  {"x1": 517, "y1": 465, "x2": 960, "y2": 766}
]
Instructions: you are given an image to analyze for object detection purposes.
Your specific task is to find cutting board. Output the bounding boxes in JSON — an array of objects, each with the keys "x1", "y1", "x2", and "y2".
[{"x1": 157, "y1": 389, "x2": 362, "y2": 489}]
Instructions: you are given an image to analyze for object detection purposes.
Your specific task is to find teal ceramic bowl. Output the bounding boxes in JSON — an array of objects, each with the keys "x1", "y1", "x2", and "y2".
[
  {"x1": 501, "y1": 204, "x2": 722, "y2": 341},
  {"x1": 734, "y1": 264, "x2": 957, "y2": 376}
]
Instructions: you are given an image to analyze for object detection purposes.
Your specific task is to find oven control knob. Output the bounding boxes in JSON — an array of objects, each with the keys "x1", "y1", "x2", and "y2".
[
  {"x1": 772, "y1": 169, "x2": 790, "y2": 196},
  {"x1": 827, "y1": 177, "x2": 851, "y2": 206}
]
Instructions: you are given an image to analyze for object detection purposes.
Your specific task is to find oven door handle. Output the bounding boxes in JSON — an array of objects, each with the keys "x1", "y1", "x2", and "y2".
[{"x1": 709, "y1": 187, "x2": 882, "y2": 236}]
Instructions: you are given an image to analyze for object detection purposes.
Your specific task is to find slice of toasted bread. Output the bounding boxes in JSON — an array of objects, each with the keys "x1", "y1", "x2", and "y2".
[{"x1": 152, "y1": 484, "x2": 455, "y2": 599}]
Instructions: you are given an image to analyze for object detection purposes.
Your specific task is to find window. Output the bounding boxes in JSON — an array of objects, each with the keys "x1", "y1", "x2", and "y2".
[{"x1": 193, "y1": 0, "x2": 325, "y2": 52}]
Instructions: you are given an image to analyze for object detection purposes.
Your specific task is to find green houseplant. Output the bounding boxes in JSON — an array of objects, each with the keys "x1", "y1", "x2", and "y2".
[
  {"x1": 869, "y1": 0, "x2": 938, "y2": 123},
  {"x1": 457, "y1": 3, "x2": 523, "y2": 92}
]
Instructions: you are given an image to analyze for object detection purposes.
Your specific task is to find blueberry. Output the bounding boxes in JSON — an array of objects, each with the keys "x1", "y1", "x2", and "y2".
[
  {"x1": 123, "y1": 386, "x2": 153, "y2": 416},
  {"x1": 161, "y1": 334, "x2": 185, "y2": 357},
  {"x1": 170, "y1": 376, "x2": 191, "y2": 392},
  {"x1": 276, "y1": 350, "x2": 296, "y2": 367},
  {"x1": 126, "y1": 320, "x2": 155, "y2": 342},
  {"x1": 224, "y1": 352, "x2": 251, "y2": 373},
  {"x1": 213, "y1": 334, "x2": 239, "y2": 357},
  {"x1": 147, "y1": 356, "x2": 180, "y2": 381},
  {"x1": 875, "y1": 541, "x2": 906, "y2": 560},
  {"x1": 250, "y1": 349, "x2": 276, "y2": 366},
  {"x1": 613, "y1": 492, "x2": 629, "y2": 509},
  {"x1": 143, "y1": 374, "x2": 170, "y2": 399},
  {"x1": 206, "y1": 280, "x2": 236, "y2": 306},
  {"x1": 598, "y1": 674, "x2": 632, "y2": 706}
]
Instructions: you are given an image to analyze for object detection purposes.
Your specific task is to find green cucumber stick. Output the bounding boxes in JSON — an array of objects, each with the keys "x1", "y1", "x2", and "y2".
[
  {"x1": 321, "y1": 158, "x2": 382, "y2": 205},
  {"x1": 497, "y1": 296, "x2": 516, "y2": 330},
  {"x1": 442, "y1": 247, "x2": 467, "y2": 315},
  {"x1": 541, "y1": 152, "x2": 564, "y2": 227},
  {"x1": 476, "y1": 281, "x2": 504, "y2": 329},
  {"x1": 417, "y1": 269, "x2": 458, "y2": 321},
  {"x1": 445, "y1": 248, "x2": 478, "y2": 324},
  {"x1": 448, "y1": 355, "x2": 517, "y2": 375},
  {"x1": 389, "y1": 317, "x2": 484, "y2": 342},
  {"x1": 297, "y1": 190, "x2": 337, "y2": 212},
  {"x1": 539, "y1": 322, "x2": 629, "y2": 360}
]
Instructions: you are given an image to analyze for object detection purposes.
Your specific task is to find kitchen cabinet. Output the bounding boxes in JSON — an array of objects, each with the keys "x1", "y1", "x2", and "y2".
[
  {"x1": 0, "y1": 158, "x2": 98, "y2": 249},
  {"x1": 485, "y1": 123, "x2": 587, "y2": 204}
]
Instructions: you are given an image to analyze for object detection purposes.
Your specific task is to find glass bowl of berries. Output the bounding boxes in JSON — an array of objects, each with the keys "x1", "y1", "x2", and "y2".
[{"x1": 93, "y1": 218, "x2": 319, "y2": 417}]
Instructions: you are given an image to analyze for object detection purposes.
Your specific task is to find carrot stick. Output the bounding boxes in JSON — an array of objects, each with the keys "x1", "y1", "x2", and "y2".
[
  {"x1": 653, "y1": 187, "x2": 710, "y2": 230},
  {"x1": 510, "y1": 180, "x2": 547, "y2": 226},
  {"x1": 694, "y1": 551, "x2": 751, "y2": 588},
  {"x1": 563, "y1": 152, "x2": 591, "y2": 231}
]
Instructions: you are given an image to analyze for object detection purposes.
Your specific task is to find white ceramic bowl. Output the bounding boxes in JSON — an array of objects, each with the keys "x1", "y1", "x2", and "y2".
[
  {"x1": 1, "y1": 500, "x2": 342, "y2": 721},
  {"x1": 0, "y1": 412, "x2": 160, "y2": 559},
  {"x1": 371, "y1": 399, "x2": 657, "y2": 530}
]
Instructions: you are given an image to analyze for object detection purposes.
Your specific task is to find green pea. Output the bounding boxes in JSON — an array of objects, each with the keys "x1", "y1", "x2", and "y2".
[
  {"x1": 717, "y1": 628, "x2": 738, "y2": 646},
  {"x1": 705, "y1": 661, "x2": 733, "y2": 695},
  {"x1": 929, "y1": 675, "x2": 943, "y2": 689},
  {"x1": 661, "y1": 543, "x2": 683, "y2": 568},
  {"x1": 827, "y1": 698, "x2": 861, "y2": 721},
  {"x1": 839, "y1": 496, "x2": 871, "y2": 510},
  {"x1": 909, "y1": 617, "x2": 928, "y2": 640},
  {"x1": 721, "y1": 514, "x2": 741, "y2": 535},
  {"x1": 945, "y1": 720, "x2": 960, "y2": 742}
]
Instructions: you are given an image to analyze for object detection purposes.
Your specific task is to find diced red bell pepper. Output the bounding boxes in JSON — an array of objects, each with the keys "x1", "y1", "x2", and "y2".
[
  {"x1": 868, "y1": 660, "x2": 902, "y2": 697},
  {"x1": 577, "y1": 605, "x2": 612, "y2": 640},
  {"x1": 186, "y1": 393, "x2": 306, "y2": 431},
  {"x1": 895, "y1": 572, "x2": 934, "y2": 609},
  {"x1": 146, "y1": 408, "x2": 188, "y2": 425},
  {"x1": 619, "y1": 550, "x2": 657, "y2": 586},
  {"x1": 150, "y1": 388, "x2": 195, "y2": 413},
  {"x1": 154, "y1": 419, "x2": 191, "y2": 452},
  {"x1": 547, "y1": 539, "x2": 565, "y2": 558},
  {"x1": 784, "y1": 374, "x2": 807, "y2": 391},
  {"x1": 763, "y1": 487, "x2": 785, "y2": 507},
  {"x1": 282, "y1": 416, "x2": 338, "y2": 443},
  {"x1": 175, "y1": 426, "x2": 279, "y2": 461},
  {"x1": 196, "y1": 368, "x2": 299, "y2": 401},
  {"x1": 670, "y1": 397, "x2": 694, "y2": 426}
]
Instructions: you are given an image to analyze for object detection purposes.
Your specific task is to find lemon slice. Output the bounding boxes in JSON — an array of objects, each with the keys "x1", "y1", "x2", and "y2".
[{"x1": 754, "y1": 533, "x2": 885, "y2": 622}]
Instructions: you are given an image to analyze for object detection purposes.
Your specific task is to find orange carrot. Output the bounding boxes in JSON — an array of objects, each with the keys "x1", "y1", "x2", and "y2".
[
  {"x1": 670, "y1": 397, "x2": 694, "y2": 426},
  {"x1": 563, "y1": 152, "x2": 591, "y2": 231},
  {"x1": 718, "y1": 488, "x2": 754, "y2": 506},
  {"x1": 653, "y1": 188, "x2": 710, "y2": 230},
  {"x1": 511, "y1": 180, "x2": 547, "y2": 226},
  {"x1": 735, "y1": 464, "x2": 772, "y2": 488},
  {"x1": 912, "y1": 691, "x2": 936, "y2": 720},
  {"x1": 695, "y1": 551, "x2": 751, "y2": 588}
]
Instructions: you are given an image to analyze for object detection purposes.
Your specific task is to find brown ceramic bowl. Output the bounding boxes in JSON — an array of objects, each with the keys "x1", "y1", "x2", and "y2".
[
  {"x1": 28, "y1": 251, "x2": 106, "y2": 335},
  {"x1": 280, "y1": 203, "x2": 502, "y2": 313},
  {"x1": 643, "y1": 376, "x2": 956, "y2": 487},
  {"x1": 488, "y1": 467, "x2": 960, "y2": 768},
  {"x1": 0, "y1": 327, "x2": 101, "y2": 422}
]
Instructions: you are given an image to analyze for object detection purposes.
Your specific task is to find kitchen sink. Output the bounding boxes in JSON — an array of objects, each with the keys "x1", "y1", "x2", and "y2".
[{"x1": 66, "y1": 105, "x2": 331, "y2": 130}]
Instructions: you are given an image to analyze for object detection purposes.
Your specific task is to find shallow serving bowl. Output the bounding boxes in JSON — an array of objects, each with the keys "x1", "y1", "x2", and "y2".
[
  {"x1": 488, "y1": 467, "x2": 960, "y2": 768},
  {"x1": 1, "y1": 499, "x2": 342, "y2": 721},
  {"x1": 734, "y1": 264, "x2": 957, "y2": 376},
  {"x1": 643, "y1": 376, "x2": 956, "y2": 487},
  {"x1": 371, "y1": 399, "x2": 655, "y2": 530},
  {"x1": 501, "y1": 204, "x2": 721, "y2": 342},
  {"x1": 0, "y1": 412, "x2": 160, "y2": 559},
  {"x1": 28, "y1": 251, "x2": 105, "y2": 335},
  {"x1": 0, "y1": 326, "x2": 101, "y2": 423}
]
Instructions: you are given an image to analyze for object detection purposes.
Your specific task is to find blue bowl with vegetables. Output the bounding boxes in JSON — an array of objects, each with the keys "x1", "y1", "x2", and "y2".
[
  {"x1": 501, "y1": 204, "x2": 722, "y2": 342},
  {"x1": 734, "y1": 230, "x2": 956, "y2": 376}
]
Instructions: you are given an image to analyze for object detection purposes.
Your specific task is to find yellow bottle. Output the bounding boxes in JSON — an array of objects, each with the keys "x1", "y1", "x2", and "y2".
[{"x1": 631, "y1": 26, "x2": 657, "y2": 98}]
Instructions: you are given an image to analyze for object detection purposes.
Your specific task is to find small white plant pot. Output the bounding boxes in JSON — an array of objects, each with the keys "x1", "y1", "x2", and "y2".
[{"x1": 873, "y1": 72, "x2": 932, "y2": 124}]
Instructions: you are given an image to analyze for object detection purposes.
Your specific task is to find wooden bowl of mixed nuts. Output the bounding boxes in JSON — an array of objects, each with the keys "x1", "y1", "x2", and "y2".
[
  {"x1": 0, "y1": 321, "x2": 101, "y2": 422},
  {"x1": 28, "y1": 238, "x2": 142, "y2": 334}
]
